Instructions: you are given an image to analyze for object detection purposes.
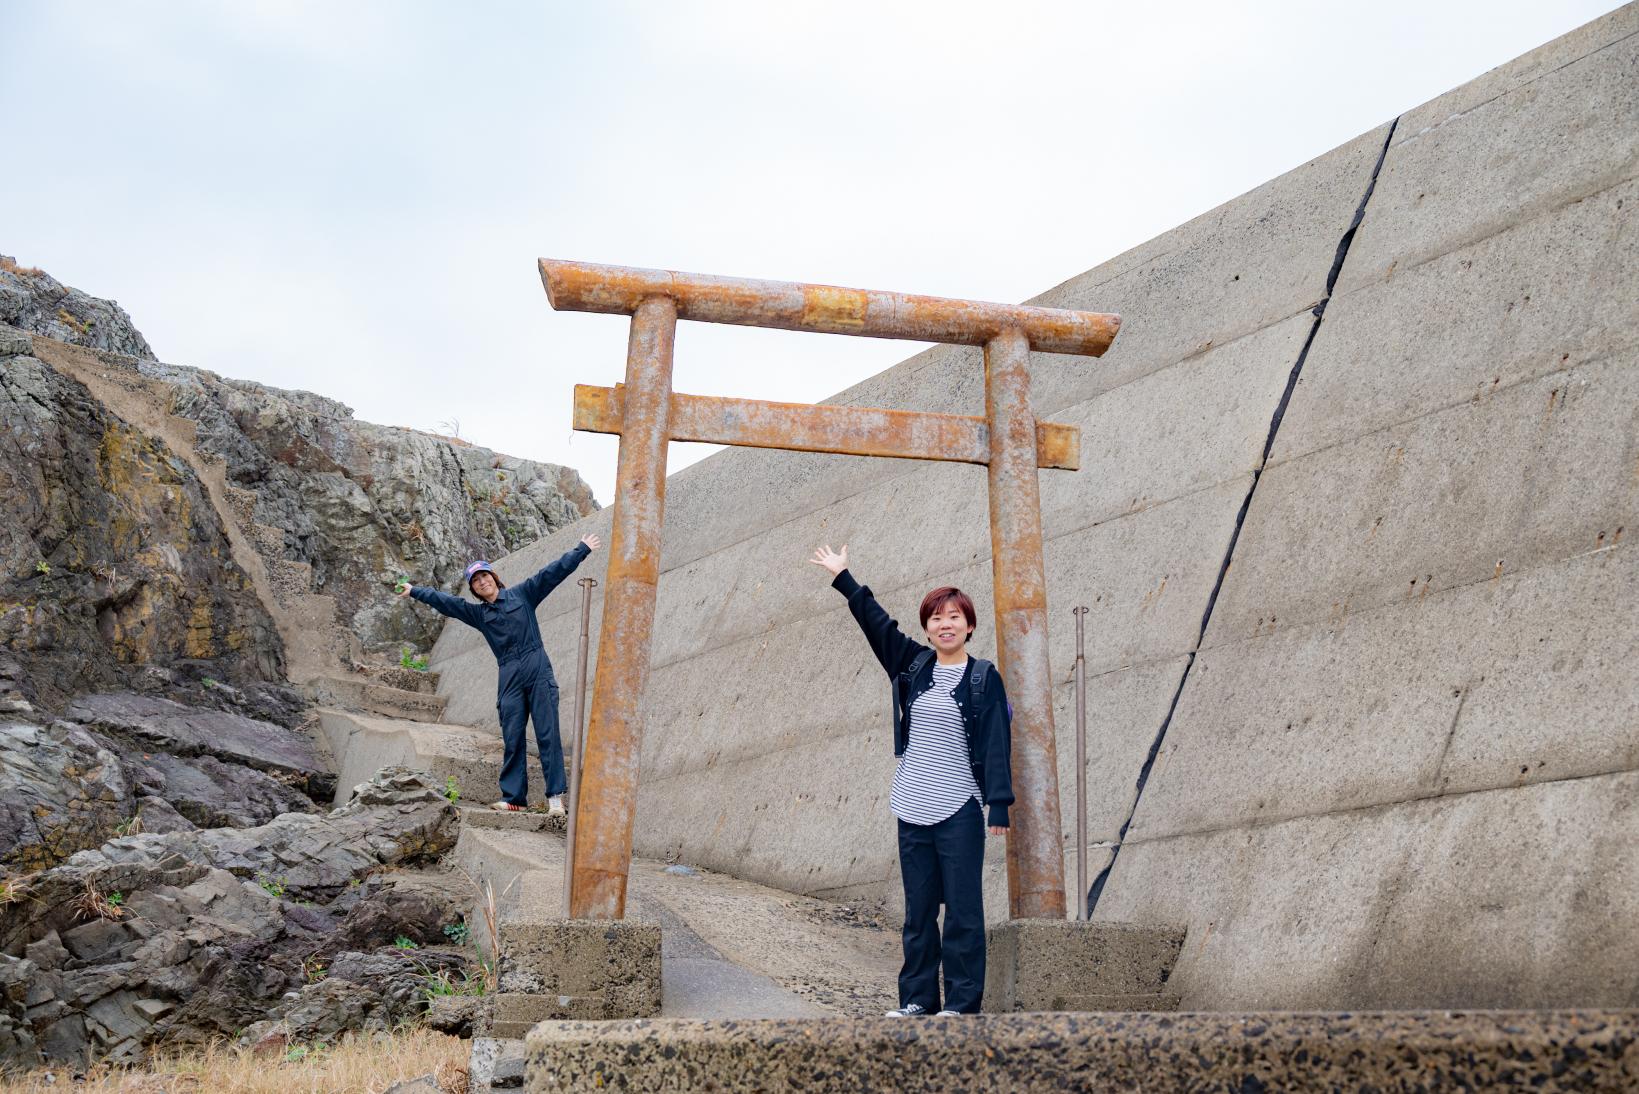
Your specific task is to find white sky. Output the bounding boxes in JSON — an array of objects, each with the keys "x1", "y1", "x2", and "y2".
[{"x1": 1, "y1": 1, "x2": 1619, "y2": 505}]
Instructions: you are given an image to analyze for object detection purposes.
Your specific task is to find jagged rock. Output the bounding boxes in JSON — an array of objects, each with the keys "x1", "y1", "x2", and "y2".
[
  {"x1": 129, "y1": 796, "x2": 195, "y2": 835},
  {"x1": 424, "y1": 995, "x2": 487, "y2": 1038},
  {"x1": 0, "y1": 691, "x2": 337, "y2": 873},
  {"x1": 236, "y1": 949, "x2": 467, "y2": 1050},
  {"x1": 0, "y1": 261, "x2": 153, "y2": 358},
  {"x1": 67, "y1": 692, "x2": 333, "y2": 800},
  {"x1": 121, "y1": 750, "x2": 315, "y2": 830},
  {"x1": 329, "y1": 886, "x2": 453, "y2": 952},
  {"x1": 0, "y1": 347, "x2": 283, "y2": 711},
  {"x1": 0, "y1": 770, "x2": 462, "y2": 1068},
  {"x1": 0, "y1": 721, "x2": 132, "y2": 872}
]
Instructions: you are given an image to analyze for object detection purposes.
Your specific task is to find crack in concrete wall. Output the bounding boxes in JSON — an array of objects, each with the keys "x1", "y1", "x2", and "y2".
[{"x1": 1087, "y1": 118, "x2": 1402, "y2": 917}]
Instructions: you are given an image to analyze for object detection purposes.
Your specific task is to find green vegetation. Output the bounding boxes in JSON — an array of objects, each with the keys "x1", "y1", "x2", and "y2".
[
  {"x1": 393, "y1": 935, "x2": 418, "y2": 950},
  {"x1": 34, "y1": 560, "x2": 49, "y2": 576},
  {"x1": 442, "y1": 776, "x2": 460, "y2": 804},
  {"x1": 256, "y1": 874, "x2": 288, "y2": 898},
  {"x1": 399, "y1": 646, "x2": 429, "y2": 672},
  {"x1": 420, "y1": 966, "x2": 485, "y2": 999},
  {"x1": 442, "y1": 921, "x2": 470, "y2": 945}
]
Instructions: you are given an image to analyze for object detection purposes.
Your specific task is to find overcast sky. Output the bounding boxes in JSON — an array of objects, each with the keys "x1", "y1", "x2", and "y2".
[{"x1": 1, "y1": 1, "x2": 1619, "y2": 505}]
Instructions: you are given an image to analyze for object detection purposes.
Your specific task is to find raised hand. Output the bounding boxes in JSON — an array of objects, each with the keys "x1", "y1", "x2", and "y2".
[
  {"x1": 581, "y1": 534, "x2": 602, "y2": 551},
  {"x1": 808, "y1": 543, "x2": 849, "y2": 577}
]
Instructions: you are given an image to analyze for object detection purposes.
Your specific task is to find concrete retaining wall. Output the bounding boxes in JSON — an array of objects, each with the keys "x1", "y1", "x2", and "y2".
[{"x1": 431, "y1": 4, "x2": 1639, "y2": 1010}]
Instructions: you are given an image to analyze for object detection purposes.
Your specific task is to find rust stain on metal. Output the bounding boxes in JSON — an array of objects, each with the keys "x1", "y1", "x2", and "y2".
[
  {"x1": 575, "y1": 384, "x2": 1080, "y2": 470},
  {"x1": 568, "y1": 295, "x2": 677, "y2": 921},
  {"x1": 800, "y1": 285, "x2": 869, "y2": 330},
  {"x1": 541, "y1": 258, "x2": 1119, "y2": 356},
  {"x1": 985, "y1": 327, "x2": 1067, "y2": 920}
]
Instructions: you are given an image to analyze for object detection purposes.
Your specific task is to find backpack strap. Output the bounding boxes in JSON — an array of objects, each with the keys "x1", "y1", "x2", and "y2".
[
  {"x1": 967, "y1": 657, "x2": 993, "y2": 700},
  {"x1": 901, "y1": 648, "x2": 936, "y2": 689}
]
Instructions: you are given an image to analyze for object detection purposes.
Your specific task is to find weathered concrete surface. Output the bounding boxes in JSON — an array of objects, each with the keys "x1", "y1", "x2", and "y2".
[
  {"x1": 318, "y1": 708, "x2": 505, "y2": 806},
  {"x1": 432, "y1": 7, "x2": 1639, "y2": 1011},
  {"x1": 984, "y1": 919, "x2": 1184, "y2": 1014},
  {"x1": 490, "y1": 920, "x2": 661, "y2": 1028},
  {"x1": 524, "y1": 1010, "x2": 1639, "y2": 1093}
]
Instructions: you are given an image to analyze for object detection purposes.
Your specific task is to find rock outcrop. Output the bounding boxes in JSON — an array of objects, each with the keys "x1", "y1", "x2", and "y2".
[
  {"x1": 0, "y1": 257, "x2": 153, "y2": 360},
  {"x1": 149, "y1": 360, "x2": 596, "y2": 656},
  {"x1": 0, "y1": 331, "x2": 285, "y2": 712},
  {"x1": 1, "y1": 255, "x2": 598, "y2": 666},
  {"x1": 0, "y1": 768, "x2": 464, "y2": 1067},
  {"x1": 0, "y1": 695, "x2": 335, "y2": 874}
]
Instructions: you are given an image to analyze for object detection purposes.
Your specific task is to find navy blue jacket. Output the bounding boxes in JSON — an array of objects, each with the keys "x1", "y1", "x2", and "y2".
[
  {"x1": 831, "y1": 569, "x2": 1014, "y2": 828},
  {"x1": 410, "y1": 543, "x2": 591, "y2": 673}
]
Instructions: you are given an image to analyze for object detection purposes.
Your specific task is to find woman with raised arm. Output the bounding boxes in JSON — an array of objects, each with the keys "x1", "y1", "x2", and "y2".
[
  {"x1": 396, "y1": 534, "x2": 601, "y2": 813},
  {"x1": 810, "y1": 543, "x2": 1012, "y2": 1018}
]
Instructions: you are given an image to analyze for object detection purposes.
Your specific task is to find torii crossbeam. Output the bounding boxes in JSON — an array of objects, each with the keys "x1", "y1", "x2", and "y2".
[{"x1": 542, "y1": 259, "x2": 1120, "y2": 922}]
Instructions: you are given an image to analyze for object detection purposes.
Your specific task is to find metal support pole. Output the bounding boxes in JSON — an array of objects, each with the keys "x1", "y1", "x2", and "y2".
[
  {"x1": 1073, "y1": 605, "x2": 1089, "y2": 921},
  {"x1": 563, "y1": 575, "x2": 597, "y2": 918},
  {"x1": 568, "y1": 295, "x2": 677, "y2": 920},
  {"x1": 984, "y1": 326, "x2": 1067, "y2": 920}
]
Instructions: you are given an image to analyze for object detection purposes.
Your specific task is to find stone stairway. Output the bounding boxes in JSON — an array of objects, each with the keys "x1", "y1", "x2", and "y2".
[{"x1": 215, "y1": 481, "x2": 449, "y2": 723}]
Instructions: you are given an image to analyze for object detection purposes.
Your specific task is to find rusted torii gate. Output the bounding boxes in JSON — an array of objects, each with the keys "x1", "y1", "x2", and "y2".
[{"x1": 541, "y1": 259, "x2": 1119, "y2": 922}]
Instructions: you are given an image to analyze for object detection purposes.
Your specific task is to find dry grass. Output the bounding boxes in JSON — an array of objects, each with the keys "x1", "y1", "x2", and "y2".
[
  {"x1": 0, "y1": 873, "x2": 37, "y2": 907},
  {"x1": 0, "y1": 256, "x2": 45, "y2": 276},
  {"x1": 69, "y1": 881, "x2": 125, "y2": 922},
  {"x1": 0, "y1": 1029, "x2": 469, "y2": 1094}
]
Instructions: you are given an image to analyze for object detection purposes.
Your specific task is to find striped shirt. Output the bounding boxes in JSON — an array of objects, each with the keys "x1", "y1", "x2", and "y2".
[{"x1": 890, "y1": 659, "x2": 981, "y2": 825}]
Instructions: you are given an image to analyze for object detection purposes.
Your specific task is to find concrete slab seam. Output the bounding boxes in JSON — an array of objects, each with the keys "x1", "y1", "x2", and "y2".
[
  {"x1": 1088, "y1": 116, "x2": 1401, "y2": 916},
  {"x1": 1117, "y1": 760, "x2": 1639, "y2": 851},
  {"x1": 1395, "y1": 23, "x2": 1639, "y2": 148}
]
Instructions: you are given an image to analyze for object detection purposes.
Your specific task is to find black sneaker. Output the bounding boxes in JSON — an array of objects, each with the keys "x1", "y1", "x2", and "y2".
[{"x1": 884, "y1": 1003, "x2": 930, "y2": 1017}]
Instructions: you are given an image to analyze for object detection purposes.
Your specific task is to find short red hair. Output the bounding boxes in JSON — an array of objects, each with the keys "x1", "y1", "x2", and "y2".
[{"x1": 919, "y1": 586, "x2": 977, "y2": 637}]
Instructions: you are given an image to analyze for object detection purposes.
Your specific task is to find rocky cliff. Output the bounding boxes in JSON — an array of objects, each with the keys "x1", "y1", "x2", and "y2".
[
  {"x1": 0, "y1": 324, "x2": 284, "y2": 714},
  {"x1": 151, "y1": 361, "x2": 596, "y2": 656},
  {"x1": 0, "y1": 256, "x2": 598, "y2": 696}
]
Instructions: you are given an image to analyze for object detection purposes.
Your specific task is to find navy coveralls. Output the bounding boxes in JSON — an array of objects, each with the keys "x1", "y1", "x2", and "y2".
[{"x1": 410, "y1": 542, "x2": 591, "y2": 806}]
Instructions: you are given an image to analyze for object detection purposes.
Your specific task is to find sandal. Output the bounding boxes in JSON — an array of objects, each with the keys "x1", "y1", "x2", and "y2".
[{"x1": 489, "y1": 801, "x2": 525, "y2": 812}]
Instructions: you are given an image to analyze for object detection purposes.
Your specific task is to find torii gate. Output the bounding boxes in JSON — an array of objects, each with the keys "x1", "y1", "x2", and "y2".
[{"x1": 541, "y1": 259, "x2": 1119, "y2": 922}]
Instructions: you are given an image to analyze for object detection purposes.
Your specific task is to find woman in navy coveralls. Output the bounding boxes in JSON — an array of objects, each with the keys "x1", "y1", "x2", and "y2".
[{"x1": 397, "y1": 534, "x2": 599, "y2": 812}]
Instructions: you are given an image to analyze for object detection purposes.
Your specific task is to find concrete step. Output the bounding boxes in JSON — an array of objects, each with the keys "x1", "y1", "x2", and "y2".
[
  {"x1": 249, "y1": 521, "x2": 288, "y2": 560},
  {"x1": 985, "y1": 920, "x2": 1186, "y2": 1012},
  {"x1": 317, "y1": 707, "x2": 494, "y2": 804},
  {"x1": 223, "y1": 484, "x2": 258, "y2": 529},
  {"x1": 360, "y1": 662, "x2": 443, "y2": 694},
  {"x1": 458, "y1": 806, "x2": 567, "y2": 835},
  {"x1": 306, "y1": 675, "x2": 448, "y2": 723},
  {"x1": 519, "y1": 1009, "x2": 1639, "y2": 1092},
  {"x1": 269, "y1": 558, "x2": 315, "y2": 608}
]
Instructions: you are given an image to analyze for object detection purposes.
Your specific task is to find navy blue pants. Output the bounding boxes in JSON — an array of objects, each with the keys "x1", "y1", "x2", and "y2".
[
  {"x1": 897, "y1": 797, "x2": 986, "y2": 1013},
  {"x1": 495, "y1": 653, "x2": 566, "y2": 806}
]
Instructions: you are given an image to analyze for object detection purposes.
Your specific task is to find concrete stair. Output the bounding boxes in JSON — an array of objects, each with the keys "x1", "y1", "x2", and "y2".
[
  {"x1": 519, "y1": 1010, "x2": 1639, "y2": 1092},
  {"x1": 304, "y1": 675, "x2": 448, "y2": 722},
  {"x1": 317, "y1": 708, "x2": 496, "y2": 804}
]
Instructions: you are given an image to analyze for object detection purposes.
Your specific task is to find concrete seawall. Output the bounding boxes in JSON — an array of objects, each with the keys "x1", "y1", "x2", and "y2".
[{"x1": 431, "y1": 5, "x2": 1639, "y2": 1011}]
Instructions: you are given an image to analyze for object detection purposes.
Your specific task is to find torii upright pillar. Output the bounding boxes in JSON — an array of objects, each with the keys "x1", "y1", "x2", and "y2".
[{"x1": 544, "y1": 259, "x2": 1120, "y2": 922}]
